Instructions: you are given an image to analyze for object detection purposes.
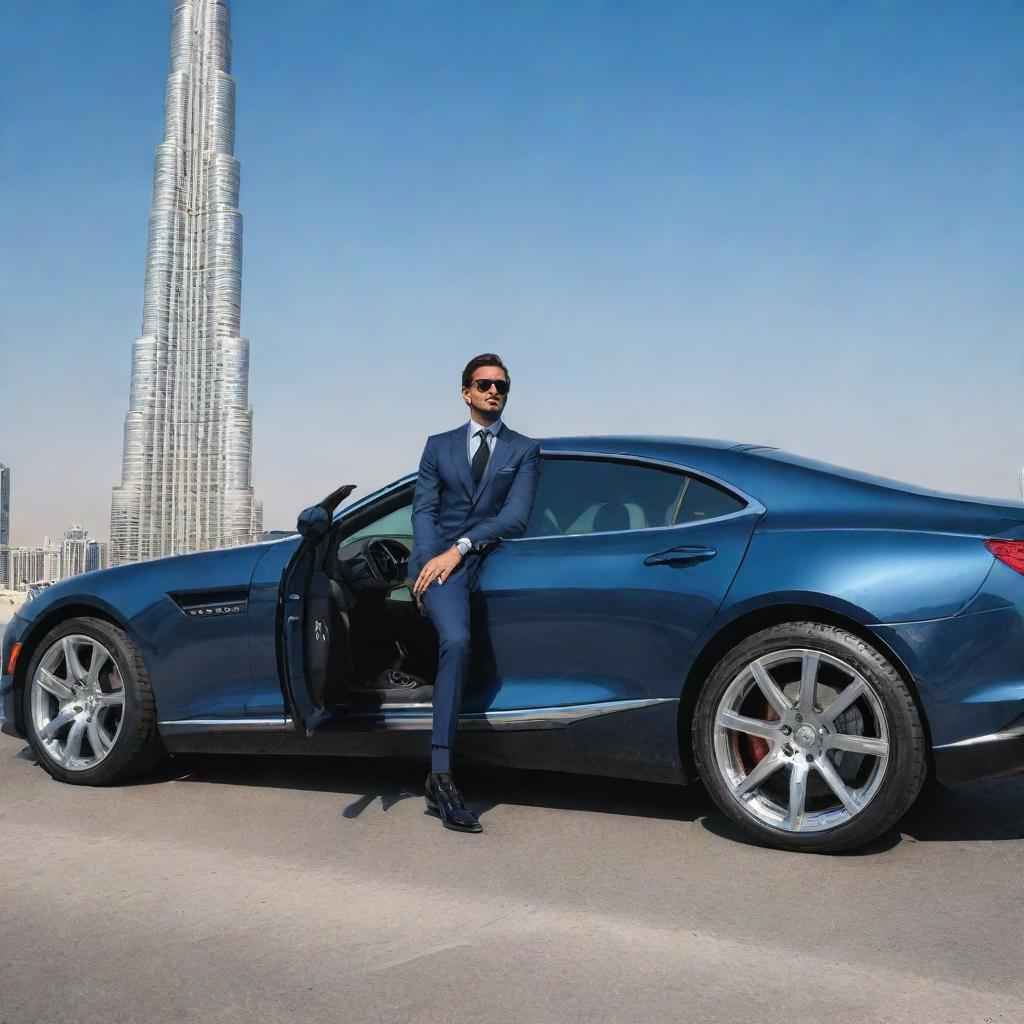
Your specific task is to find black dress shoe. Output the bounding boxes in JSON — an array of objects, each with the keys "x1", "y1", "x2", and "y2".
[{"x1": 425, "y1": 772, "x2": 483, "y2": 833}]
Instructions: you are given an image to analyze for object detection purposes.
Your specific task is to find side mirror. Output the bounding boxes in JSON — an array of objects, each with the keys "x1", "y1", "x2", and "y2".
[
  {"x1": 296, "y1": 504, "x2": 331, "y2": 539},
  {"x1": 295, "y1": 484, "x2": 356, "y2": 539}
]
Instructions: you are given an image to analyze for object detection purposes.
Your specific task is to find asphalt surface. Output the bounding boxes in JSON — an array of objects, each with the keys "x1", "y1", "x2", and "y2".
[
  {"x1": 1, "y1": 602, "x2": 1022, "y2": 1023},
  {"x1": 0, "y1": 736, "x2": 1022, "y2": 1024}
]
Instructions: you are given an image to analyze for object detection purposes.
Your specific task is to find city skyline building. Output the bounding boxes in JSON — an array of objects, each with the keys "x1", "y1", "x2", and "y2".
[
  {"x1": 41, "y1": 538, "x2": 61, "y2": 585},
  {"x1": 110, "y1": 0, "x2": 262, "y2": 566},
  {"x1": 1, "y1": 463, "x2": 10, "y2": 589},
  {"x1": 60, "y1": 524, "x2": 89, "y2": 579},
  {"x1": 1, "y1": 525, "x2": 108, "y2": 593},
  {"x1": 85, "y1": 539, "x2": 107, "y2": 574},
  {"x1": 4, "y1": 547, "x2": 45, "y2": 592},
  {"x1": 1, "y1": 463, "x2": 9, "y2": 547},
  {"x1": 0, "y1": 466, "x2": 10, "y2": 593}
]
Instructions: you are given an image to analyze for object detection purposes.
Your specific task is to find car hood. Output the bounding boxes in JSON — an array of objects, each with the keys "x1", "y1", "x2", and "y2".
[{"x1": 21, "y1": 541, "x2": 283, "y2": 624}]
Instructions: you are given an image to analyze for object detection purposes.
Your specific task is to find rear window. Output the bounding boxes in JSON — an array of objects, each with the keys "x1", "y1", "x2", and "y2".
[{"x1": 525, "y1": 456, "x2": 746, "y2": 537}]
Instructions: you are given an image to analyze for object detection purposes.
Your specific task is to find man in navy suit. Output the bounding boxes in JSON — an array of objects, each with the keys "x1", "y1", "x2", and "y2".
[{"x1": 410, "y1": 354, "x2": 541, "y2": 833}]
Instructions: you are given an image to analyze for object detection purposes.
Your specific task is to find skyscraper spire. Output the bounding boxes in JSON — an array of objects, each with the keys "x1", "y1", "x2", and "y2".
[{"x1": 111, "y1": 0, "x2": 261, "y2": 565}]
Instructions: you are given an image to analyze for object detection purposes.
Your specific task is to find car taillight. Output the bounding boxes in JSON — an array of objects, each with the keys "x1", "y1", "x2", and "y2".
[{"x1": 985, "y1": 539, "x2": 1024, "y2": 575}]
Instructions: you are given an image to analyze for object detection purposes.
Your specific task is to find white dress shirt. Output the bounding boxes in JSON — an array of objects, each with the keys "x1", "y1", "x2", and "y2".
[{"x1": 466, "y1": 417, "x2": 503, "y2": 464}]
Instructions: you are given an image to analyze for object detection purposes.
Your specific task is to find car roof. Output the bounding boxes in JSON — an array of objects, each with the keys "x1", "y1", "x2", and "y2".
[
  {"x1": 539, "y1": 435, "x2": 770, "y2": 486},
  {"x1": 540, "y1": 435, "x2": 755, "y2": 466},
  {"x1": 537, "y1": 435, "x2": 1024, "y2": 521}
]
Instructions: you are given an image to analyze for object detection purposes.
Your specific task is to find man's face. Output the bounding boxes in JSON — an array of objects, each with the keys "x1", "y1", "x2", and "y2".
[{"x1": 462, "y1": 365, "x2": 509, "y2": 419}]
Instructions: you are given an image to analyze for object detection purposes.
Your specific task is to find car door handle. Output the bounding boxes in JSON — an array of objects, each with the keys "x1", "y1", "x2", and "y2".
[{"x1": 643, "y1": 545, "x2": 717, "y2": 567}]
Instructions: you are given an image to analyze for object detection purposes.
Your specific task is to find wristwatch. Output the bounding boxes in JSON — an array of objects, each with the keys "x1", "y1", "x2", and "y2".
[{"x1": 455, "y1": 537, "x2": 473, "y2": 556}]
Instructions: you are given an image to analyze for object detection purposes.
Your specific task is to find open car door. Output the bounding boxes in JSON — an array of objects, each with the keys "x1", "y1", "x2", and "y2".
[{"x1": 281, "y1": 483, "x2": 356, "y2": 734}]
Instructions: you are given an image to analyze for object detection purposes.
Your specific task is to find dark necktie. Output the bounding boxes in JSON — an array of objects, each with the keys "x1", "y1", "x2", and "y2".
[{"x1": 471, "y1": 429, "x2": 491, "y2": 485}]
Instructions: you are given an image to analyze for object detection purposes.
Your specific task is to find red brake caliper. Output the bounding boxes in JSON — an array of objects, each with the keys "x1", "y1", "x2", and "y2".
[{"x1": 746, "y1": 700, "x2": 779, "y2": 766}]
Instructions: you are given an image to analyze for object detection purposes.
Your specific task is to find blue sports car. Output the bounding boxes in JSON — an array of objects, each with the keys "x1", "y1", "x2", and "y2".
[{"x1": 3, "y1": 436, "x2": 1023, "y2": 852}]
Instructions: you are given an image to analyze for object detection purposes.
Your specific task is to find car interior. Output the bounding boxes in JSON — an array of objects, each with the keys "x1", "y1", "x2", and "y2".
[{"x1": 302, "y1": 485, "x2": 434, "y2": 712}]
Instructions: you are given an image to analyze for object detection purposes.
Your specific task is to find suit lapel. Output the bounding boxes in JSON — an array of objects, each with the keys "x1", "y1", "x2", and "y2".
[
  {"x1": 448, "y1": 426, "x2": 475, "y2": 497},
  {"x1": 470, "y1": 428, "x2": 516, "y2": 508}
]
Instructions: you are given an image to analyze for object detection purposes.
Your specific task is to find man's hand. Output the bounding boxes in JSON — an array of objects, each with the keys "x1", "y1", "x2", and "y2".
[{"x1": 413, "y1": 545, "x2": 463, "y2": 598}]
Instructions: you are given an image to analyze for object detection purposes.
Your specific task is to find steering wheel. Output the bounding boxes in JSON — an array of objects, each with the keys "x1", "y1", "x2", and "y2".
[{"x1": 365, "y1": 539, "x2": 410, "y2": 584}]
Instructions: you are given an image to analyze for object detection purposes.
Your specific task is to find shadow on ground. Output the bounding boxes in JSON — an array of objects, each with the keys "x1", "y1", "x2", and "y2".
[
  {"x1": 699, "y1": 771, "x2": 1024, "y2": 853},
  {"x1": 14, "y1": 743, "x2": 1023, "y2": 849},
  {"x1": 149, "y1": 751, "x2": 714, "y2": 824},
  {"x1": 22, "y1": 742, "x2": 1017, "y2": 848}
]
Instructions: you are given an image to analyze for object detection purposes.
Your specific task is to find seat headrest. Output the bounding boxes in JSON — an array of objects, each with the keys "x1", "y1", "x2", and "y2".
[
  {"x1": 623, "y1": 502, "x2": 649, "y2": 529},
  {"x1": 593, "y1": 503, "x2": 631, "y2": 533}
]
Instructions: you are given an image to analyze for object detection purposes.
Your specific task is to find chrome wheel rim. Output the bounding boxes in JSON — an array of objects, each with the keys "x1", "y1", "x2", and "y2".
[
  {"x1": 712, "y1": 648, "x2": 890, "y2": 834},
  {"x1": 30, "y1": 634, "x2": 126, "y2": 771}
]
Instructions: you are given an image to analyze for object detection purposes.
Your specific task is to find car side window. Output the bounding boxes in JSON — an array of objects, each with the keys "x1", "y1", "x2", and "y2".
[
  {"x1": 523, "y1": 457, "x2": 745, "y2": 537},
  {"x1": 673, "y1": 476, "x2": 747, "y2": 523},
  {"x1": 338, "y1": 493, "x2": 414, "y2": 547}
]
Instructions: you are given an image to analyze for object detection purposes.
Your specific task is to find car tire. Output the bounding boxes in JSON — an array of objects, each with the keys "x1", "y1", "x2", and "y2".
[
  {"x1": 22, "y1": 616, "x2": 164, "y2": 786},
  {"x1": 692, "y1": 622, "x2": 926, "y2": 853}
]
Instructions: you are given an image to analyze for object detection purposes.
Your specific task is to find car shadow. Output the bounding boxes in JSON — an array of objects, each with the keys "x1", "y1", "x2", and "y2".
[
  {"x1": 700, "y1": 774, "x2": 1024, "y2": 854},
  {"x1": 900, "y1": 775, "x2": 1024, "y2": 842},
  {"x1": 132, "y1": 750, "x2": 713, "y2": 824},
  {"x1": 14, "y1": 744, "x2": 1023, "y2": 846}
]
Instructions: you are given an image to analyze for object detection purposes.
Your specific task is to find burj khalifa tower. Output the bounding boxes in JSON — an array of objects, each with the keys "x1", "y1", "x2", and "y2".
[{"x1": 111, "y1": 0, "x2": 262, "y2": 565}]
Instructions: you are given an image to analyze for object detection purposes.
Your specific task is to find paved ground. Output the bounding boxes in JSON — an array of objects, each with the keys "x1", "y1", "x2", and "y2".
[
  {"x1": 2, "y1": 604, "x2": 1022, "y2": 1023},
  {"x1": 0, "y1": 722, "x2": 1022, "y2": 1024}
]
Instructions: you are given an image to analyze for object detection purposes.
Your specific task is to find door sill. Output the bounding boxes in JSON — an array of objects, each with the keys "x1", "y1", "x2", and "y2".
[{"x1": 312, "y1": 697, "x2": 676, "y2": 733}]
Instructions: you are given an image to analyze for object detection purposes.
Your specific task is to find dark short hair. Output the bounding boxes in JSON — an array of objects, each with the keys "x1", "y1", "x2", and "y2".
[{"x1": 462, "y1": 353, "x2": 510, "y2": 390}]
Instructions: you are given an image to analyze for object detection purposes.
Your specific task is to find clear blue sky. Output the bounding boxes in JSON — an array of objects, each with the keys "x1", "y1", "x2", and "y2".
[{"x1": 1, "y1": 0, "x2": 1022, "y2": 545}]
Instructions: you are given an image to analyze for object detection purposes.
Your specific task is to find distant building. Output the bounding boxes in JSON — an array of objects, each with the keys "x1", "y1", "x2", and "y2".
[
  {"x1": 85, "y1": 539, "x2": 107, "y2": 573},
  {"x1": 41, "y1": 537, "x2": 61, "y2": 584},
  {"x1": 0, "y1": 463, "x2": 9, "y2": 546},
  {"x1": 110, "y1": 0, "x2": 261, "y2": 566},
  {"x1": 2, "y1": 526, "x2": 106, "y2": 591},
  {"x1": 61, "y1": 524, "x2": 89, "y2": 579},
  {"x1": 6, "y1": 547, "x2": 45, "y2": 591},
  {"x1": 0, "y1": 463, "x2": 9, "y2": 590}
]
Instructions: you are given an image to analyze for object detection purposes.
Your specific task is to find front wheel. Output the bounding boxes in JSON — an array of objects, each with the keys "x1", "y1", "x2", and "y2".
[
  {"x1": 22, "y1": 616, "x2": 163, "y2": 785},
  {"x1": 692, "y1": 622, "x2": 926, "y2": 853}
]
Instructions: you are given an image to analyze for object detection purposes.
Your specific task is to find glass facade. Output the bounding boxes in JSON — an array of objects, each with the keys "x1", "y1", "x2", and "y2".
[{"x1": 111, "y1": 0, "x2": 262, "y2": 565}]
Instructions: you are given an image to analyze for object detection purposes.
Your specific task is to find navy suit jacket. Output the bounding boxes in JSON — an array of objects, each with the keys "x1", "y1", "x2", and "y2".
[{"x1": 409, "y1": 424, "x2": 541, "y2": 578}]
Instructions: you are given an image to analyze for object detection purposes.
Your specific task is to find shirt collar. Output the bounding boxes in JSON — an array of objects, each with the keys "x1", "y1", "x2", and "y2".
[{"x1": 468, "y1": 418, "x2": 502, "y2": 439}]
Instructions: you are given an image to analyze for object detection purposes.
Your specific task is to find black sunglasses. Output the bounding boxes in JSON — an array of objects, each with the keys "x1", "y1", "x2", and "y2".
[{"x1": 469, "y1": 378, "x2": 509, "y2": 395}]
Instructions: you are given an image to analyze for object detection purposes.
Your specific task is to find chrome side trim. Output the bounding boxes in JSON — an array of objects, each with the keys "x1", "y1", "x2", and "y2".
[
  {"x1": 158, "y1": 716, "x2": 292, "y2": 735},
  {"x1": 506, "y1": 506, "x2": 758, "y2": 543},
  {"x1": 360, "y1": 697, "x2": 677, "y2": 732},
  {"x1": 158, "y1": 699, "x2": 676, "y2": 736},
  {"x1": 934, "y1": 722, "x2": 1024, "y2": 749}
]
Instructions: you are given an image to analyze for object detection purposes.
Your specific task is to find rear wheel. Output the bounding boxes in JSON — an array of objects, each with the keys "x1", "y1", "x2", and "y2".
[
  {"x1": 692, "y1": 622, "x2": 926, "y2": 852},
  {"x1": 22, "y1": 617, "x2": 163, "y2": 785}
]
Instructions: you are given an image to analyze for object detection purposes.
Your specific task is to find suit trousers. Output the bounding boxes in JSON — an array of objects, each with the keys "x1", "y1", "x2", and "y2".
[{"x1": 421, "y1": 554, "x2": 484, "y2": 773}]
